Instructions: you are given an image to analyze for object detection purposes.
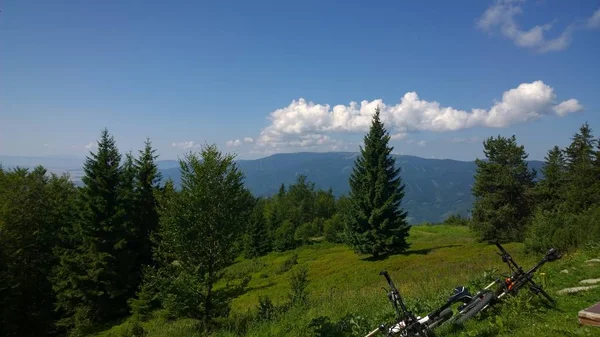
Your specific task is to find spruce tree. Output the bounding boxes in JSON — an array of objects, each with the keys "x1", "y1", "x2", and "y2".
[
  {"x1": 244, "y1": 201, "x2": 271, "y2": 258},
  {"x1": 0, "y1": 167, "x2": 77, "y2": 337},
  {"x1": 345, "y1": 108, "x2": 410, "y2": 257},
  {"x1": 471, "y1": 135, "x2": 536, "y2": 242},
  {"x1": 53, "y1": 129, "x2": 131, "y2": 333},
  {"x1": 564, "y1": 123, "x2": 598, "y2": 211},
  {"x1": 535, "y1": 146, "x2": 566, "y2": 211},
  {"x1": 133, "y1": 139, "x2": 161, "y2": 270}
]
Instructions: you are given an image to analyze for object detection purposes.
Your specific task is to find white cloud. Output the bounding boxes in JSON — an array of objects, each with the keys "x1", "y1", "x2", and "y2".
[
  {"x1": 477, "y1": 1, "x2": 599, "y2": 53},
  {"x1": 255, "y1": 81, "x2": 580, "y2": 148},
  {"x1": 588, "y1": 9, "x2": 600, "y2": 29},
  {"x1": 85, "y1": 142, "x2": 95, "y2": 150},
  {"x1": 552, "y1": 98, "x2": 583, "y2": 116},
  {"x1": 171, "y1": 141, "x2": 200, "y2": 150},
  {"x1": 226, "y1": 139, "x2": 242, "y2": 147},
  {"x1": 43, "y1": 143, "x2": 49, "y2": 147},
  {"x1": 244, "y1": 137, "x2": 254, "y2": 143}
]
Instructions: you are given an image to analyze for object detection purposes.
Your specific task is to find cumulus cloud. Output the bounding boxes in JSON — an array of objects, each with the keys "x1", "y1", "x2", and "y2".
[
  {"x1": 244, "y1": 137, "x2": 254, "y2": 143},
  {"x1": 226, "y1": 139, "x2": 242, "y2": 147},
  {"x1": 85, "y1": 142, "x2": 96, "y2": 150},
  {"x1": 171, "y1": 141, "x2": 200, "y2": 150},
  {"x1": 553, "y1": 99, "x2": 583, "y2": 116},
  {"x1": 256, "y1": 81, "x2": 580, "y2": 148},
  {"x1": 43, "y1": 143, "x2": 49, "y2": 147}
]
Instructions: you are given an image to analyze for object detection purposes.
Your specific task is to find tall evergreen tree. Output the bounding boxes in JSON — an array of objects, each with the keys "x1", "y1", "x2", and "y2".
[
  {"x1": 471, "y1": 135, "x2": 536, "y2": 242},
  {"x1": 244, "y1": 200, "x2": 271, "y2": 258},
  {"x1": 52, "y1": 129, "x2": 132, "y2": 334},
  {"x1": 133, "y1": 139, "x2": 161, "y2": 270},
  {"x1": 0, "y1": 167, "x2": 77, "y2": 337},
  {"x1": 344, "y1": 108, "x2": 410, "y2": 257},
  {"x1": 563, "y1": 122, "x2": 598, "y2": 211},
  {"x1": 535, "y1": 146, "x2": 566, "y2": 211}
]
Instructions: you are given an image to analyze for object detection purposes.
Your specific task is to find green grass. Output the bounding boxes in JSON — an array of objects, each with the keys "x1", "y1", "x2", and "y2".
[{"x1": 92, "y1": 225, "x2": 600, "y2": 337}]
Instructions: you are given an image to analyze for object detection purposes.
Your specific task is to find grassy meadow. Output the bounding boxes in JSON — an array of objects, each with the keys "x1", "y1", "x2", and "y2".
[{"x1": 93, "y1": 225, "x2": 600, "y2": 337}]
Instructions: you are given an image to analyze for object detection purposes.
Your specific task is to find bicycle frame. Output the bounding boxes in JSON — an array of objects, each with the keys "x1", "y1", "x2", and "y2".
[{"x1": 451, "y1": 243, "x2": 561, "y2": 321}]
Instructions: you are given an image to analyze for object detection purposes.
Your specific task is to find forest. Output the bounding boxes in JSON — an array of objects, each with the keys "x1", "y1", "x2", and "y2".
[{"x1": 1, "y1": 109, "x2": 599, "y2": 337}]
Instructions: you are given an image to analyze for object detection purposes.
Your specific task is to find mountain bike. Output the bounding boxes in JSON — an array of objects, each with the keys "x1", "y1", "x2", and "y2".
[
  {"x1": 447, "y1": 242, "x2": 562, "y2": 325},
  {"x1": 366, "y1": 271, "x2": 434, "y2": 337}
]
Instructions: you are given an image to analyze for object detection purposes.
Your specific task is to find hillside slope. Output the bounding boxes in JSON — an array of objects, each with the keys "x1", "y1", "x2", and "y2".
[{"x1": 93, "y1": 225, "x2": 600, "y2": 337}]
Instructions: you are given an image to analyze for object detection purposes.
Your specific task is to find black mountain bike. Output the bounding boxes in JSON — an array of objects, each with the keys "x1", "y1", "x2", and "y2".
[
  {"x1": 366, "y1": 271, "x2": 434, "y2": 337},
  {"x1": 447, "y1": 242, "x2": 562, "y2": 325}
]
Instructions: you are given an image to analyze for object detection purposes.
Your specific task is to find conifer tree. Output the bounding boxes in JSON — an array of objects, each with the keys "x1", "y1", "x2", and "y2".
[
  {"x1": 133, "y1": 139, "x2": 161, "y2": 270},
  {"x1": 535, "y1": 146, "x2": 566, "y2": 211},
  {"x1": 344, "y1": 108, "x2": 410, "y2": 257},
  {"x1": 244, "y1": 201, "x2": 271, "y2": 258},
  {"x1": 564, "y1": 123, "x2": 598, "y2": 211},
  {"x1": 53, "y1": 129, "x2": 131, "y2": 334},
  {"x1": 471, "y1": 135, "x2": 536, "y2": 242},
  {"x1": 0, "y1": 167, "x2": 77, "y2": 337}
]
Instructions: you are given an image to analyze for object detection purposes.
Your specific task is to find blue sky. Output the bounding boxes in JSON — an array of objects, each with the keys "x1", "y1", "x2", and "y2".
[{"x1": 1, "y1": 0, "x2": 599, "y2": 161}]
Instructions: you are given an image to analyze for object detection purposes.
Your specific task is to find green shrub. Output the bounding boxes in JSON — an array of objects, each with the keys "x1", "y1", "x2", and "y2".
[
  {"x1": 256, "y1": 295, "x2": 275, "y2": 321},
  {"x1": 443, "y1": 214, "x2": 470, "y2": 226},
  {"x1": 525, "y1": 206, "x2": 600, "y2": 253},
  {"x1": 295, "y1": 222, "x2": 319, "y2": 244},
  {"x1": 323, "y1": 214, "x2": 345, "y2": 243},
  {"x1": 276, "y1": 253, "x2": 298, "y2": 274},
  {"x1": 274, "y1": 220, "x2": 297, "y2": 251},
  {"x1": 288, "y1": 266, "x2": 309, "y2": 306}
]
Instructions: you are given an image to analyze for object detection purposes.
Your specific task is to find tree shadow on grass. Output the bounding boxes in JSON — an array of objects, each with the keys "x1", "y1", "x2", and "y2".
[
  {"x1": 403, "y1": 244, "x2": 463, "y2": 256},
  {"x1": 362, "y1": 244, "x2": 463, "y2": 261}
]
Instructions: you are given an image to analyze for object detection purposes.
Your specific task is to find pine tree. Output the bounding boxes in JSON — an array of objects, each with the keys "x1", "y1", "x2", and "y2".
[
  {"x1": 535, "y1": 146, "x2": 566, "y2": 211},
  {"x1": 344, "y1": 108, "x2": 410, "y2": 257},
  {"x1": 133, "y1": 139, "x2": 161, "y2": 270},
  {"x1": 564, "y1": 123, "x2": 598, "y2": 211},
  {"x1": 53, "y1": 129, "x2": 132, "y2": 333},
  {"x1": 471, "y1": 135, "x2": 536, "y2": 242},
  {"x1": 244, "y1": 201, "x2": 271, "y2": 258}
]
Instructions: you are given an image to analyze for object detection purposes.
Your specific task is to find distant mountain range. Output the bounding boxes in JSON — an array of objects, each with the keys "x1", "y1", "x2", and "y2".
[{"x1": 0, "y1": 153, "x2": 544, "y2": 224}]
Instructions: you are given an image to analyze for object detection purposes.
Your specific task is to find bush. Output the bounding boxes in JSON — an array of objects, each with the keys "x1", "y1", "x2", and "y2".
[
  {"x1": 525, "y1": 206, "x2": 600, "y2": 253},
  {"x1": 443, "y1": 214, "x2": 469, "y2": 226},
  {"x1": 295, "y1": 221, "x2": 319, "y2": 244},
  {"x1": 276, "y1": 253, "x2": 298, "y2": 274},
  {"x1": 288, "y1": 265, "x2": 309, "y2": 306},
  {"x1": 256, "y1": 295, "x2": 275, "y2": 321},
  {"x1": 273, "y1": 220, "x2": 297, "y2": 251},
  {"x1": 323, "y1": 214, "x2": 345, "y2": 243}
]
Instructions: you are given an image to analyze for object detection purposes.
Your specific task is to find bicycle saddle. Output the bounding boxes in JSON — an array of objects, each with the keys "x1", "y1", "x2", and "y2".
[
  {"x1": 546, "y1": 248, "x2": 561, "y2": 261},
  {"x1": 448, "y1": 286, "x2": 472, "y2": 303}
]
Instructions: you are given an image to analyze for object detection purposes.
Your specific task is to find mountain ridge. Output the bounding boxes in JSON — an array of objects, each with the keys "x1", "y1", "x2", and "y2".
[{"x1": 0, "y1": 153, "x2": 544, "y2": 224}]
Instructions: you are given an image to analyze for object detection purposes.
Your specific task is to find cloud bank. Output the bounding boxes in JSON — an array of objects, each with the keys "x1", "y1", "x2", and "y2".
[
  {"x1": 477, "y1": 0, "x2": 600, "y2": 53},
  {"x1": 256, "y1": 81, "x2": 581, "y2": 148}
]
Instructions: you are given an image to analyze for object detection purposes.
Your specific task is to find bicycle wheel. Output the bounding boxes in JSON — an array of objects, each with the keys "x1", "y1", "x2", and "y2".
[
  {"x1": 425, "y1": 307, "x2": 453, "y2": 329},
  {"x1": 454, "y1": 291, "x2": 495, "y2": 325}
]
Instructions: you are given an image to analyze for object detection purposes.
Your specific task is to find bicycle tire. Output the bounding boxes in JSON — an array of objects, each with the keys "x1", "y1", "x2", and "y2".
[
  {"x1": 536, "y1": 287, "x2": 556, "y2": 306},
  {"x1": 425, "y1": 307, "x2": 453, "y2": 329},
  {"x1": 454, "y1": 291, "x2": 495, "y2": 325}
]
